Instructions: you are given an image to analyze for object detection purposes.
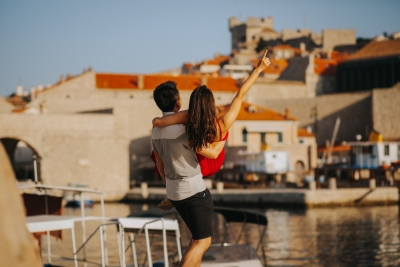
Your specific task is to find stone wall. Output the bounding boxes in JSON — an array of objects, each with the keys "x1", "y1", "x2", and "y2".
[
  {"x1": 256, "y1": 91, "x2": 372, "y2": 146},
  {"x1": 247, "y1": 79, "x2": 312, "y2": 101},
  {"x1": 0, "y1": 97, "x2": 13, "y2": 113},
  {"x1": 372, "y1": 83, "x2": 400, "y2": 140},
  {"x1": 322, "y1": 29, "x2": 356, "y2": 52},
  {"x1": 0, "y1": 113, "x2": 130, "y2": 200}
]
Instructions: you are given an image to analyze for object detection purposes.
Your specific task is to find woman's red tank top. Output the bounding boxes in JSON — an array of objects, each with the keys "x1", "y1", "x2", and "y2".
[{"x1": 197, "y1": 119, "x2": 228, "y2": 177}]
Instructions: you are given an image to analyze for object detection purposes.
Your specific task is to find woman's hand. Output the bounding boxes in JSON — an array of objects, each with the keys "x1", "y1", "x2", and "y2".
[
  {"x1": 152, "y1": 117, "x2": 161, "y2": 127},
  {"x1": 256, "y1": 49, "x2": 271, "y2": 72}
]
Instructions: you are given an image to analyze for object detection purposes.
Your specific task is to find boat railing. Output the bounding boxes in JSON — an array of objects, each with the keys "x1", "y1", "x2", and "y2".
[{"x1": 18, "y1": 182, "x2": 109, "y2": 266}]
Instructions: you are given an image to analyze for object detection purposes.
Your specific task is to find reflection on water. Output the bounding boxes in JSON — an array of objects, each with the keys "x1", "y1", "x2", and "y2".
[{"x1": 40, "y1": 203, "x2": 400, "y2": 267}]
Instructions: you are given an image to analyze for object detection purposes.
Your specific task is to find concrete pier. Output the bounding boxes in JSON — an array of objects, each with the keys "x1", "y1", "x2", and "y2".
[{"x1": 123, "y1": 186, "x2": 399, "y2": 207}]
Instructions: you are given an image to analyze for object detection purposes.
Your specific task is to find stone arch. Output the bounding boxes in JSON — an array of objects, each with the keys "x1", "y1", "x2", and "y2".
[{"x1": 0, "y1": 136, "x2": 42, "y2": 182}]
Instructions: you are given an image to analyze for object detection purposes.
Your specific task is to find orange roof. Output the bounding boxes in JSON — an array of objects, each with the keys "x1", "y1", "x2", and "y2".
[
  {"x1": 5, "y1": 95, "x2": 28, "y2": 107},
  {"x1": 347, "y1": 39, "x2": 400, "y2": 61},
  {"x1": 314, "y1": 58, "x2": 338, "y2": 76},
  {"x1": 331, "y1": 51, "x2": 351, "y2": 62},
  {"x1": 206, "y1": 77, "x2": 239, "y2": 92},
  {"x1": 183, "y1": 63, "x2": 193, "y2": 70},
  {"x1": 216, "y1": 102, "x2": 297, "y2": 121},
  {"x1": 273, "y1": 44, "x2": 293, "y2": 50},
  {"x1": 96, "y1": 73, "x2": 239, "y2": 92},
  {"x1": 12, "y1": 107, "x2": 28, "y2": 113},
  {"x1": 143, "y1": 75, "x2": 201, "y2": 90},
  {"x1": 204, "y1": 60, "x2": 221, "y2": 65},
  {"x1": 96, "y1": 74, "x2": 138, "y2": 89},
  {"x1": 317, "y1": 145, "x2": 351, "y2": 153},
  {"x1": 298, "y1": 128, "x2": 315, "y2": 137}
]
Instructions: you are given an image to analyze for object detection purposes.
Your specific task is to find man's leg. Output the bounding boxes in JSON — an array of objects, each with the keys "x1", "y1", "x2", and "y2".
[
  {"x1": 170, "y1": 189, "x2": 214, "y2": 267},
  {"x1": 179, "y1": 237, "x2": 211, "y2": 267}
]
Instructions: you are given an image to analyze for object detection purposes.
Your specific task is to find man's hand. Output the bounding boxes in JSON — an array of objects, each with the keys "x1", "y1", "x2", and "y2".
[{"x1": 157, "y1": 196, "x2": 174, "y2": 211}]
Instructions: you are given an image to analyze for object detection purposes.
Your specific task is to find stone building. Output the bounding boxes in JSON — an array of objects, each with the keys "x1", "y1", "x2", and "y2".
[
  {"x1": 337, "y1": 39, "x2": 400, "y2": 92},
  {"x1": 229, "y1": 16, "x2": 354, "y2": 54},
  {"x1": 255, "y1": 82, "x2": 400, "y2": 146},
  {"x1": 217, "y1": 102, "x2": 317, "y2": 171}
]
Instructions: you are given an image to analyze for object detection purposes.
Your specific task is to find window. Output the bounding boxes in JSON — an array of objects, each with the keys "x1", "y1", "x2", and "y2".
[
  {"x1": 277, "y1": 132, "x2": 283, "y2": 143},
  {"x1": 242, "y1": 129, "x2": 248, "y2": 143},
  {"x1": 384, "y1": 145, "x2": 389, "y2": 156},
  {"x1": 260, "y1": 132, "x2": 266, "y2": 145},
  {"x1": 299, "y1": 139, "x2": 304, "y2": 144}
]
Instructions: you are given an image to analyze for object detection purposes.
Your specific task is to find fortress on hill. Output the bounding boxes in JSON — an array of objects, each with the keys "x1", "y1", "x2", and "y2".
[{"x1": 1, "y1": 16, "x2": 399, "y2": 200}]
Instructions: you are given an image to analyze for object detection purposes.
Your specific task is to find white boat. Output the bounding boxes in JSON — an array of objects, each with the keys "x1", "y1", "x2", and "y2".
[
  {"x1": 201, "y1": 207, "x2": 267, "y2": 267},
  {"x1": 128, "y1": 207, "x2": 268, "y2": 267}
]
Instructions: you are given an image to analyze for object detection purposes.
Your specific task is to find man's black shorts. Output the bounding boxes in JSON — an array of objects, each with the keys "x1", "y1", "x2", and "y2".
[{"x1": 170, "y1": 189, "x2": 213, "y2": 240}]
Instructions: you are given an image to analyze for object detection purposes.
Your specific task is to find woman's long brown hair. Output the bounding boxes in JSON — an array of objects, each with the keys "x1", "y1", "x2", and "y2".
[{"x1": 186, "y1": 85, "x2": 217, "y2": 152}]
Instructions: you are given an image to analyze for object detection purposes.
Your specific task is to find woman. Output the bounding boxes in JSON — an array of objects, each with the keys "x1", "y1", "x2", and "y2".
[
  {"x1": 154, "y1": 50, "x2": 270, "y2": 211},
  {"x1": 153, "y1": 49, "x2": 271, "y2": 176}
]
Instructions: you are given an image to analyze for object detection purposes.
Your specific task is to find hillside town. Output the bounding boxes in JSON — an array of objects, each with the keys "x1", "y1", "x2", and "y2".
[{"x1": 1, "y1": 16, "x2": 400, "y2": 200}]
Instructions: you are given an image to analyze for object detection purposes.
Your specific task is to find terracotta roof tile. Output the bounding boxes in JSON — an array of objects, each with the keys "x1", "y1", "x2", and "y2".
[
  {"x1": 331, "y1": 50, "x2": 352, "y2": 62},
  {"x1": 96, "y1": 73, "x2": 240, "y2": 92},
  {"x1": 5, "y1": 95, "x2": 28, "y2": 107},
  {"x1": 96, "y1": 74, "x2": 138, "y2": 89},
  {"x1": 273, "y1": 44, "x2": 293, "y2": 50},
  {"x1": 314, "y1": 58, "x2": 338, "y2": 76},
  {"x1": 297, "y1": 128, "x2": 315, "y2": 137},
  {"x1": 12, "y1": 107, "x2": 28, "y2": 113},
  {"x1": 206, "y1": 77, "x2": 239, "y2": 92},
  {"x1": 143, "y1": 75, "x2": 201, "y2": 90},
  {"x1": 346, "y1": 39, "x2": 400, "y2": 61},
  {"x1": 216, "y1": 102, "x2": 297, "y2": 121}
]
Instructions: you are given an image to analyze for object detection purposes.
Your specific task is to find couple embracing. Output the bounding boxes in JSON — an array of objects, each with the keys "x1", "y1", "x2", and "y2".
[{"x1": 151, "y1": 50, "x2": 271, "y2": 267}]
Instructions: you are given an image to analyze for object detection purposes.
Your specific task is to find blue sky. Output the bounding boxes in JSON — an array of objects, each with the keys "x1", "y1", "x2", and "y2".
[{"x1": 0, "y1": 0, "x2": 399, "y2": 97}]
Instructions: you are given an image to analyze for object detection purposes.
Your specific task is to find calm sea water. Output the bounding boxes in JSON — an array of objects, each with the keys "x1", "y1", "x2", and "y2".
[{"x1": 40, "y1": 202, "x2": 400, "y2": 267}]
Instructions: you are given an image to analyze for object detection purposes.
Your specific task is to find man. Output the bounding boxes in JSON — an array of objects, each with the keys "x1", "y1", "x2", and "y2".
[{"x1": 152, "y1": 81, "x2": 225, "y2": 267}]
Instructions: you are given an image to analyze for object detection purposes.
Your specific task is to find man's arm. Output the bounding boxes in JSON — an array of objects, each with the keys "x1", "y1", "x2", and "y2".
[
  {"x1": 153, "y1": 151, "x2": 166, "y2": 183},
  {"x1": 197, "y1": 140, "x2": 226, "y2": 159}
]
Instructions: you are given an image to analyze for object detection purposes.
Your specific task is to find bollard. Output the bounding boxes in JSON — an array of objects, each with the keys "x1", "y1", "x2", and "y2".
[
  {"x1": 329, "y1": 177, "x2": 336, "y2": 190},
  {"x1": 141, "y1": 182, "x2": 149, "y2": 199},
  {"x1": 309, "y1": 180, "x2": 316, "y2": 190},
  {"x1": 369, "y1": 178, "x2": 376, "y2": 189},
  {"x1": 216, "y1": 182, "x2": 224, "y2": 193}
]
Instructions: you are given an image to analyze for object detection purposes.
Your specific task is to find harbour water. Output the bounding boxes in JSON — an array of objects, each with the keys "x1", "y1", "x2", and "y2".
[{"x1": 41, "y1": 203, "x2": 400, "y2": 267}]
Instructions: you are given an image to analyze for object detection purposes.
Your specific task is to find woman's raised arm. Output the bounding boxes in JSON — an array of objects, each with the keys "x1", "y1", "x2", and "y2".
[
  {"x1": 152, "y1": 110, "x2": 189, "y2": 127},
  {"x1": 219, "y1": 50, "x2": 271, "y2": 132}
]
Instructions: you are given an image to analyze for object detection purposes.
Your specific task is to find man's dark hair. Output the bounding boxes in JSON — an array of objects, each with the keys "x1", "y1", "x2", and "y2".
[{"x1": 153, "y1": 81, "x2": 180, "y2": 112}]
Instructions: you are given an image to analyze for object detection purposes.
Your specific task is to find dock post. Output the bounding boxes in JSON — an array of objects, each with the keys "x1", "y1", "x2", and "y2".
[
  {"x1": 369, "y1": 178, "x2": 376, "y2": 189},
  {"x1": 141, "y1": 183, "x2": 149, "y2": 199},
  {"x1": 216, "y1": 182, "x2": 224, "y2": 193},
  {"x1": 329, "y1": 178, "x2": 337, "y2": 190},
  {"x1": 309, "y1": 181, "x2": 316, "y2": 190}
]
